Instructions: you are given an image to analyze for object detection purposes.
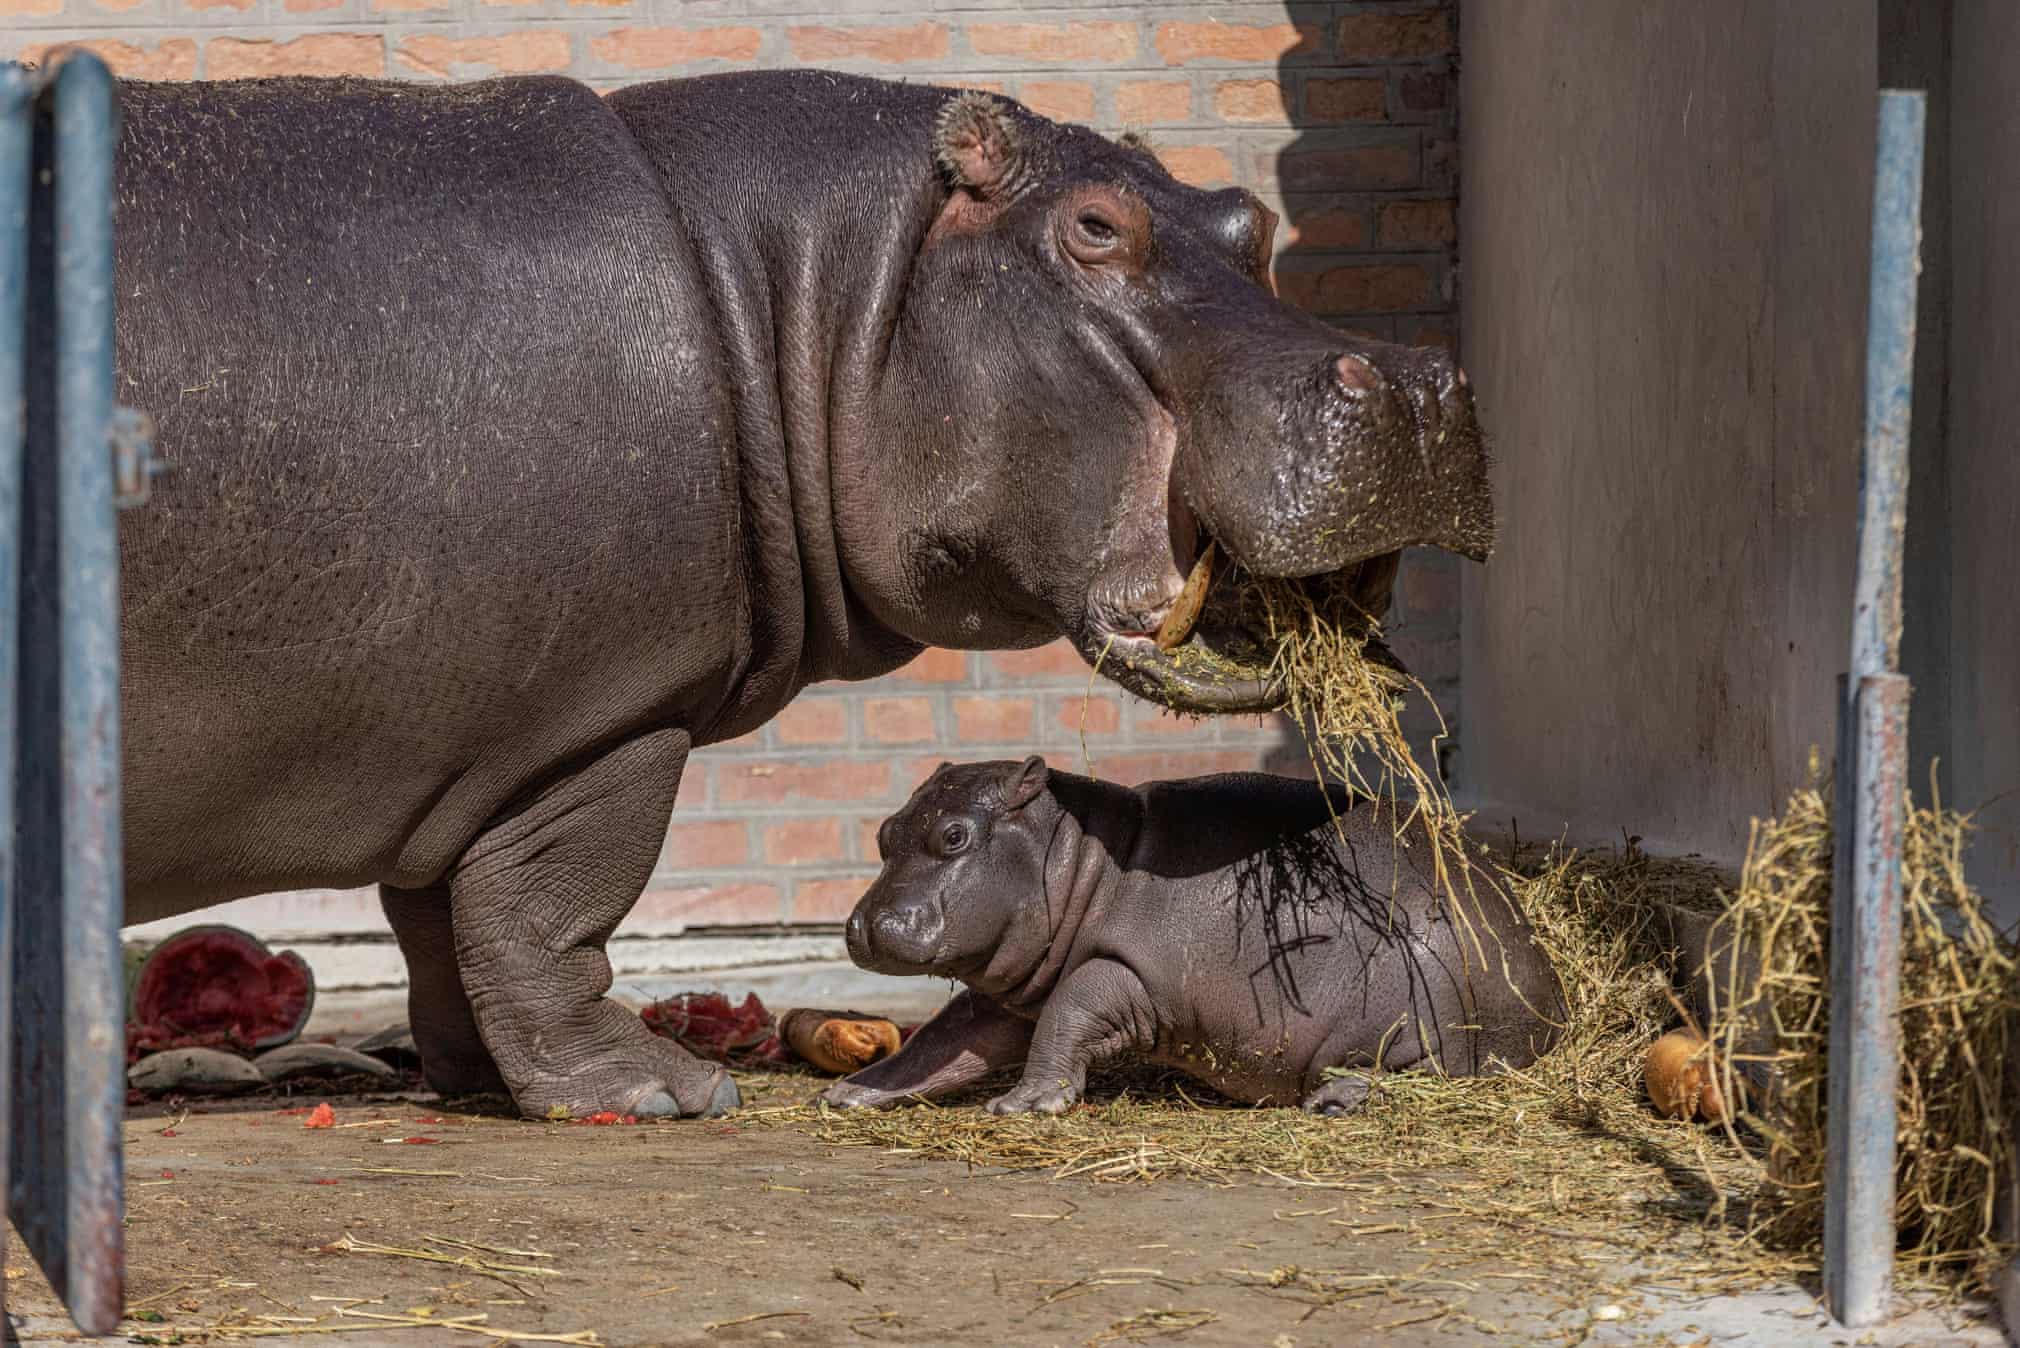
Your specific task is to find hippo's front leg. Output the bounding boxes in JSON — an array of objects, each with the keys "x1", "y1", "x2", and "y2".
[
  {"x1": 449, "y1": 728, "x2": 738, "y2": 1120},
  {"x1": 821, "y1": 990, "x2": 1034, "y2": 1109},
  {"x1": 987, "y1": 960, "x2": 1155, "y2": 1117}
]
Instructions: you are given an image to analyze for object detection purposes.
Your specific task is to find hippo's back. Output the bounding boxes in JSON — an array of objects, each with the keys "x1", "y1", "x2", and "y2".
[{"x1": 113, "y1": 76, "x2": 745, "y2": 916}]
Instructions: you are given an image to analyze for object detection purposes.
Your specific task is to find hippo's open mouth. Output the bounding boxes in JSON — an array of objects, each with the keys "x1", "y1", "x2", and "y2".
[{"x1": 1074, "y1": 532, "x2": 1403, "y2": 715}]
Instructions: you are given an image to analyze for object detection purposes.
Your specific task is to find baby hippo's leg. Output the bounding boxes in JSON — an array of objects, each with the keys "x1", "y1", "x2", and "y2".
[
  {"x1": 821, "y1": 990, "x2": 1033, "y2": 1110},
  {"x1": 1301, "y1": 1072, "x2": 1376, "y2": 1116},
  {"x1": 988, "y1": 959, "x2": 1155, "y2": 1117}
]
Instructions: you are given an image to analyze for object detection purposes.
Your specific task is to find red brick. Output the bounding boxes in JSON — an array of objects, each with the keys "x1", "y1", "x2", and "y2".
[
  {"x1": 1337, "y1": 12, "x2": 1453, "y2": 62},
  {"x1": 1131, "y1": 703, "x2": 1220, "y2": 738},
  {"x1": 372, "y1": 0, "x2": 446, "y2": 12},
  {"x1": 1284, "y1": 206, "x2": 1369, "y2": 250},
  {"x1": 1158, "y1": 145, "x2": 1234, "y2": 188},
  {"x1": 988, "y1": 641, "x2": 1091, "y2": 681},
  {"x1": 954, "y1": 697, "x2": 1035, "y2": 744},
  {"x1": 774, "y1": 699, "x2": 849, "y2": 746},
  {"x1": 1116, "y1": 80, "x2": 1192, "y2": 126},
  {"x1": 1398, "y1": 70, "x2": 1450, "y2": 114},
  {"x1": 187, "y1": 0, "x2": 255, "y2": 13},
  {"x1": 717, "y1": 759, "x2": 891, "y2": 805},
  {"x1": 283, "y1": 0, "x2": 345, "y2": 12},
  {"x1": 1055, "y1": 694, "x2": 1121, "y2": 736},
  {"x1": 1378, "y1": 199, "x2": 1455, "y2": 248},
  {"x1": 1020, "y1": 80, "x2": 1095, "y2": 124},
  {"x1": 890, "y1": 648, "x2": 968, "y2": 684},
  {"x1": 395, "y1": 32, "x2": 571, "y2": 77},
  {"x1": 0, "y1": 0, "x2": 59, "y2": 16},
  {"x1": 17, "y1": 38, "x2": 196, "y2": 79},
  {"x1": 630, "y1": 883, "x2": 782, "y2": 929},
  {"x1": 1155, "y1": 21, "x2": 1322, "y2": 65},
  {"x1": 1277, "y1": 143, "x2": 1416, "y2": 192},
  {"x1": 658, "y1": 820, "x2": 747, "y2": 871},
  {"x1": 857, "y1": 817, "x2": 886, "y2": 863},
  {"x1": 793, "y1": 876, "x2": 876, "y2": 923},
  {"x1": 1304, "y1": 77, "x2": 1387, "y2": 123},
  {"x1": 674, "y1": 765, "x2": 708, "y2": 811},
  {"x1": 902, "y1": 756, "x2": 953, "y2": 793},
  {"x1": 789, "y1": 23, "x2": 948, "y2": 64},
  {"x1": 864, "y1": 697, "x2": 936, "y2": 745},
  {"x1": 588, "y1": 26, "x2": 761, "y2": 71},
  {"x1": 968, "y1": 21, "x2": 1136, "y2": 65},
  {"x1": 1297, "y1": 263, "x2": 1435, "y2": 313},
  {"x1": 763, "y1": 818, "x2": 846, "y2": 866},
  {"x1": 1212, "y1": 79, "x2": 1287, "y2": 124},
  {"x1": 206, "y1": 34, "x2": 384, "y2": 78}
]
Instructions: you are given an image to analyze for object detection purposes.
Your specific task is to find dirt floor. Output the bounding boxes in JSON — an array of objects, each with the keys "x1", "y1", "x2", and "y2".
[{"x1": 3, "y1": 1065, "x2": 2008, "y2": 1348}]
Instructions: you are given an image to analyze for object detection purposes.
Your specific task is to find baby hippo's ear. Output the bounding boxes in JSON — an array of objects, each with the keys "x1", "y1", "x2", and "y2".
[{"x1": 1002, "y1": 755, "x2": 1048, "y2": 812}]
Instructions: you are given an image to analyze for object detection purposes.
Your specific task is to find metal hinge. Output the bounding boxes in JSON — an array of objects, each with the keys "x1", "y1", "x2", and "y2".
[{"x1": 110, "y1": 404, "x2": 159, "y2": 508}]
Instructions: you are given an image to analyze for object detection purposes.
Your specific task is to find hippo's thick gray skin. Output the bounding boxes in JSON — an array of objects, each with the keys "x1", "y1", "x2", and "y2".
[
  {"x1": 824, "y1": 759, "x2": 1563, "y2": 1115},
  {"x1": 112, "y1": 69, "x2": 1495, "y2": 1120}
]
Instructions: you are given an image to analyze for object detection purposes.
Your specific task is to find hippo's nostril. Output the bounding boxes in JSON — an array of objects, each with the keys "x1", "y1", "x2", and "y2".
[{"x1": 1333, "y1": 353, "x2": 1381, "y2": 396}]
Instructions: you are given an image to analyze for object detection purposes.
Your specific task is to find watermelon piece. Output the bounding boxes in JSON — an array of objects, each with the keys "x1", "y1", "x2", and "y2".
[
  {"x1": 638, "y1": 991, "x2": 787, "y2": 1065},
  {"x1": 126, "y1": 924, "x2": 315, "y2": 1061}
]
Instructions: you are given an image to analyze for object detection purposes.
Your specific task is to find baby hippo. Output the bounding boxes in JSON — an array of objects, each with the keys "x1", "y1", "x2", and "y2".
[{"x1": 824, "y1": 757, "x2": 1565, "y2": 1116}]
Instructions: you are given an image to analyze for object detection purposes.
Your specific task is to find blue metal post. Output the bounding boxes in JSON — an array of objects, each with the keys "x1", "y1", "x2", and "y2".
[
  {"x1": 0, "y1": 58, "x2": 33, "y2": 1334},
  {"x1": 1824, "y1": 88, "x2": 1924, "y2": 1330},
  {"x1": 9, "y1": 50, "x2": 126, "y2": 1336}
]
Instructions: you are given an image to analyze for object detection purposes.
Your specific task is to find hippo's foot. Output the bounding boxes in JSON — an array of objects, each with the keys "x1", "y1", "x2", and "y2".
[
  {"x1": 499, "y1": 1003, "x2": 741, "y2": 1120},
  {"x1": 1301, "y1": 1072, "x2": 1375, "y2": 1117},
  {"x1": 986, "y1": 1077, "x2": 1080, "y2": 1117},
  {"x1": 380, "y1": 883, "x2": 512, "y2": 1097},
  {"x1": 438, "y1": 729, "x2": 743, "y2": 1121},
  {"x1": 817, "y1": 991, "x2": 1037, "y2": 1110}
]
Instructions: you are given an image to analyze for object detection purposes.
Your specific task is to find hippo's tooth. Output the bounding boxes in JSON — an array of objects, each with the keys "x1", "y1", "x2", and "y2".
[{"x1": 1154, "y1": 541, "x2": 1216, "y2": 651}]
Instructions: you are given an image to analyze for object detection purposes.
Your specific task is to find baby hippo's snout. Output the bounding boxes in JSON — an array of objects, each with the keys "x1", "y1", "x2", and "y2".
[{"x1": 844, "y1": 882, "x2": 946, "y2": 976}]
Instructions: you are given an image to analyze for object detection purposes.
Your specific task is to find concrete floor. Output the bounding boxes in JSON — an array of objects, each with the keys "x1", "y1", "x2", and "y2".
[{"x1": 6, "y1": 960, "x2": 2010, "y2": 1347}]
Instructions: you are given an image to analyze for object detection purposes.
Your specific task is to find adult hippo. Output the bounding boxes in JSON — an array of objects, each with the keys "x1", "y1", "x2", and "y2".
[{"x1": 112, "y1": 68, "x2": 1494, "y2": 1120}]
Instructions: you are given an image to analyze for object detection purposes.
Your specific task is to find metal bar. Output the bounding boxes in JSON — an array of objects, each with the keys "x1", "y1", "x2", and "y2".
[
  {"x1": 1824, "y1": 88, "x2": 1925, "y2": 1331},
  {"x1": 0, "y1": 58, "x2": 35, "y2": 1333},
  {"x1": 1827, "y1": 674, "x2": 1913, "y2": 1325},
  {"x1": 9, "y1": 51, "x2": 126, "y2": 1336}
]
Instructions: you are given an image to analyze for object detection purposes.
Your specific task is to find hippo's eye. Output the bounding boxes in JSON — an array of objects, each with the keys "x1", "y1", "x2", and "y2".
[
  {"x1": 937, "y1": 821, "x2": 971, "y2": 855},
  {"x1": 1076, "y1": 211, "x2": 1117, "y2": 246},
  {"x1": 1065, "y1": 205, "x2": 1132, "y2": 265}
]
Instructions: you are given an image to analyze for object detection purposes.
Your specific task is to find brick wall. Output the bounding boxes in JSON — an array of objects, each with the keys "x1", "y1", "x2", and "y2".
[{"x1": 12, "y1": 2, "x2": 1461, "y2": 935}]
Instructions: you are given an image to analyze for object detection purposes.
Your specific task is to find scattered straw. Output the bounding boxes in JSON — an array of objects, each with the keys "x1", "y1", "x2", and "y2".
[{"x1": 1084, "y1": 1307, "x2": 1218, "y2": 1344}]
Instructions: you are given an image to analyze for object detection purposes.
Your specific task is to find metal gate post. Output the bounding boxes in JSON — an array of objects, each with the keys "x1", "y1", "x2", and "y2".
[
  {"x1": 5, "y1": 49, "x2": 142, "y2": 1338},
  {"x1": 0, "y1": 54, "x2": 30, "y2": 1345},
  {"x1": 1823, "y1": 88, "x2": 1925, "y2": 1331}
]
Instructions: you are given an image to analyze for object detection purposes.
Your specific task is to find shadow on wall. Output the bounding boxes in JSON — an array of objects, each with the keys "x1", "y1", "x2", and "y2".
[{"x1": 1258, "y1": 1, "x2": 1462, "y2": 789}]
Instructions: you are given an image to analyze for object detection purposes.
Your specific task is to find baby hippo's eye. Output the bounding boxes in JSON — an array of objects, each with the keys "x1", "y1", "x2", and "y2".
[{"x1": 937, "y1": 820, "x2": 971, "y2": 855}]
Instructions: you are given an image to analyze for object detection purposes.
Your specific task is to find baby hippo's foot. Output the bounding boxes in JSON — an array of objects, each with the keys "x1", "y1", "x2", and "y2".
[
  {"x1": 819, "y1": 1078, "x2": 905, "y2": 1111},
  {"x1": 986, "y1": 1076, "x2": 1079, "y2": 1116},
  {"x1": 1301, "y1": 1072, "x2": 1375, "y2": 1117}
]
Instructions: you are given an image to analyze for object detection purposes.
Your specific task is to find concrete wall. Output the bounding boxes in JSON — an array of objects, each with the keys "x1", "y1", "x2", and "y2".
[
  {"x1": 1459, "y1": 1, "x2": 2020, "y2": 918},
  {"x1": 1946, "y1": 2, "x2": 2020, "y2": 911},
  {"x1": 1456, "y1": 3, "x2": 1877, "y2": 861},
  {"x1": 30, "y1": 1, "x2": 1469, "y2": 964}
]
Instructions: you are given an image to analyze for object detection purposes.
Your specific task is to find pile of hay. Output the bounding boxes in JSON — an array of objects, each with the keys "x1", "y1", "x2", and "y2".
[{"x1": 1699, "y1": 759, "x2": 2020, "y2": 1288}]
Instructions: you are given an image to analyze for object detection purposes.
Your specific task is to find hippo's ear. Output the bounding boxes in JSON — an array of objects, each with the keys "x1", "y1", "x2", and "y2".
[
  {"x1": 934, "y1": 91, "x2": 1023, "y2": 201},
  {"x1": 1002, "y1": 755, "x2": 1048, "y2": 812}
]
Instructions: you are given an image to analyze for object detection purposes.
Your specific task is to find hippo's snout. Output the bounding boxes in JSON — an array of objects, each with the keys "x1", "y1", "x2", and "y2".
[{"x1": 842, "y1": 887, "x2": 948, "y2": 976}]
